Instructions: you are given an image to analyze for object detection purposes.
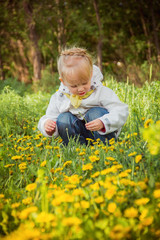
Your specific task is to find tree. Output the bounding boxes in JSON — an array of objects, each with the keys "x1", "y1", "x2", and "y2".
[
  {"x1": 93, "y1": 0, "x2": 103, "y2": 71},
  {"x1": 23, "y1": 0, "x2": 41, "y2": 82}
]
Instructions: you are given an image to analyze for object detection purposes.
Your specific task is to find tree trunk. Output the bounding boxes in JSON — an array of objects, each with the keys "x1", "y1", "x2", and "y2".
[
  {"x1": 0, "y1": 53, "x2": 5, "y2": 80},
  {"x1": 136, "y1": 1, "x2": 151, "y2": 62},
  {"x1": 10, "y1": 39, "x2": 30, "y2": 83},
  {"x1": 93, "y1": 0, "x2": 103, "y2": 72},
  {"x1": 55, "y1": 0, "x2": 66, "y2": 53},
  {"x1": 151, "y1": 3, "x2": 160, "y2": 63},
  {"x1": 23, "y1": 0, "x2": 41, "y2": 82}
]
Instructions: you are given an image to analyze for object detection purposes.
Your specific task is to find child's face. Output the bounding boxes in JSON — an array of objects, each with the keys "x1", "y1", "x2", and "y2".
[
  {"x1": 63, "y1": 78, "x2": 91, "y2": 96},
  {"x1": 62, "y1": 70, "x2": 92, "y2": 96}
]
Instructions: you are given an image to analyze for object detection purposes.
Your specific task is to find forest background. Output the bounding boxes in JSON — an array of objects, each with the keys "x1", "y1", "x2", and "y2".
[{"x1": 0, "y1": 0, "x2": 160, "y2": 89}]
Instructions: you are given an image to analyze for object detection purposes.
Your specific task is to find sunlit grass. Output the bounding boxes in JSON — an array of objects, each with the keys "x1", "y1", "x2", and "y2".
[{"x1": 0, "y1": 79, "x2": 160, "y2": 239}]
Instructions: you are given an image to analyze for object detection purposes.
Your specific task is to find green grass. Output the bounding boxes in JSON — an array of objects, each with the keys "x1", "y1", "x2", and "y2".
[{"x1": 0, "y1": 79, "x2": 160, "y2": 240}]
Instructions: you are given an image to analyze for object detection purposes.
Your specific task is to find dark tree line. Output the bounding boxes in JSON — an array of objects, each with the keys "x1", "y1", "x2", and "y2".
[{"x1": 0, "y1": 0, "x2": 160, "y2": 84}]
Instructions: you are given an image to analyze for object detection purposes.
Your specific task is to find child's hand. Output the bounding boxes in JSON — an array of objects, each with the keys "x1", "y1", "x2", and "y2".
[
  {"x1": 44, "y1": 120, "x2": 56, "y2": 136},
  {"x1": 85, "y1": 119, "x2": 104, "y2": 131}
]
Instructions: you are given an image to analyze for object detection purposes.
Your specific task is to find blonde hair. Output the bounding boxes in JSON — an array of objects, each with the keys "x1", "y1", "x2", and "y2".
[{"x1": 57, "y1": 47, "x2": 93, "y2": 83}]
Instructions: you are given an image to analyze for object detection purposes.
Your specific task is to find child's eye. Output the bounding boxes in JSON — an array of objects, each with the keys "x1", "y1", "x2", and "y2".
[{"x1": 71, "y1": 86, "x2": 77, "y2": 88}]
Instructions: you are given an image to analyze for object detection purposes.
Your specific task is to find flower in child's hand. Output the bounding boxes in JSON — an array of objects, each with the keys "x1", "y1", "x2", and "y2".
[
  {"x1": 85, "y1": 119, "x2": 104, "y2": 131},
  {"x1": 44, "y1": 120, "x2": 56, "y2": 136}
]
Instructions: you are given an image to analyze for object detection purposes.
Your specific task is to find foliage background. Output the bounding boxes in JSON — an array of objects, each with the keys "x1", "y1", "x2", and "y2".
[{"x1": 0, "y1": 0, "x2": 160, "y2": 86}]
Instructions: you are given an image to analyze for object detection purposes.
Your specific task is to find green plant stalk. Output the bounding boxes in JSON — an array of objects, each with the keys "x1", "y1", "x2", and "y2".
[{"x1": 78, "y1": 112, "x2": 94, "y2": 137}]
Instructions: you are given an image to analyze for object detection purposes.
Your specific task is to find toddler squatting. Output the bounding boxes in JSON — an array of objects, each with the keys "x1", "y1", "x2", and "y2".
[{"x1": 38, "y1": 47, "x2": 129, "y2": 146}]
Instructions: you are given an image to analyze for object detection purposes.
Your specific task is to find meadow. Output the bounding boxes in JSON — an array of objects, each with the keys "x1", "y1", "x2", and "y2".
[{"x1": 0, "y1": 78, "x2": 160, "y2": 240}]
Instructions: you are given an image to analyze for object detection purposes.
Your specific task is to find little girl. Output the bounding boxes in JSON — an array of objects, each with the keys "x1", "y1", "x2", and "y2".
[{"x1": 38, "y1": 47, "x2": 129, "y2": 145}]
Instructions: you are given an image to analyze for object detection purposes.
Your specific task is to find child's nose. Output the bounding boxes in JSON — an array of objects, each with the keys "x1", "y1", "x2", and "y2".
[{"x1": 78, "y1": 86, "x2": 84, "y2": 92}]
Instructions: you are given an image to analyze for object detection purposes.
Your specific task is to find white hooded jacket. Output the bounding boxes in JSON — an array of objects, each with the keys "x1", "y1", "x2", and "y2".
[{"x1": 38, "y1": 65, "x2": 129, "y2": 138}]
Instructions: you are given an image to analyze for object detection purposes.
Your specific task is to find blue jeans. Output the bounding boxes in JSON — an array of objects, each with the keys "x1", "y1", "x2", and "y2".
[{"x1": 57, "y1": 107, "x2": 116, "y2": 145}]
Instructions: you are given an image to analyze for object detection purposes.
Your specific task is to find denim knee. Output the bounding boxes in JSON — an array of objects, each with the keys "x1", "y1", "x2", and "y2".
[
  {"x1": 85, "y1": 107, "x2": 109, "y2": 122},
  {"x1": 57, "y1": 112, "x2": 73, "y2": 125}
]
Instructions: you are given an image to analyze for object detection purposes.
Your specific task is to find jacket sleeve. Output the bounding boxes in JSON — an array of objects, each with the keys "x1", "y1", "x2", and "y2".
[
  {"x1": 38, "y1": 93, "x2": 60, "y2": 138},
  {"x1": 97, "y1": 87, "x2": 129, "y2": 135}
]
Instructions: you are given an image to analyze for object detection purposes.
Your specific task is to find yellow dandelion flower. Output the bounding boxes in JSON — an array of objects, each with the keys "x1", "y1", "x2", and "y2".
[
  {"x1": 91, "y1": 171, "x2": 100, "y2": 178},
  {"x1": 94, "y1": 196, "x2": 104, "y2": 204},
  {"x1": 119, "y1": 149, "x2": 124, "y2": 153},
  {"x1": 36, "y1": 142, "x2": 43, "y2": 147},
  {"x1": 76, "y1": 148, "x2": 80, "y2": 152},
  {"x1": 54, "y1": 146, "x2": 59, "y2": 150},
  {"x1": 81, "y1": 179, "x2": 92, "y2": 187},
  {"x1": 62, "y1": 217, "x2": 82, "y2": 226},
  {"x1": 65, "y1": 184, "x2": 76, "y2": 189},
  {"x1": 82, "y1": 163, "x2": 93, "y2": 171},
  {"x1": 74, "y1": 202, "x2": 81, "y2": 208},
  {"x1": 94, "y1": 150, "x2": 100, "y2": 155},
  {"x1": 11, "y1": 155, "x2": 22, "y2": 160},
  {"x1": 50, "y1": 168, "x2": 54, "y2": 174},
  {"x1": 79, "y1": 151, "x2": 85, "y2": 156},
  {"x1": 72, "y1": 189, "x2": 84, "y2": 196},
  {"x1": 40, "y1": 160, "x2": 46, "y2": 167},
  {"x1": 135, "y1": 198, "x2": 150, "y2": 206},
  {"x1": 105, "y1": 161, "x2": 110, "y2": 165},
  {"x1": 45, "y1": 145, "x2": 52, "y2": 149},
  {"x1": 9, "y1": 170, "x2": 13, "y2": 175},
  {"x1": 63, "y1": 160, "x2": 72, "y2": 167},
  {"x1": 109, "y1": 138, "x2": 115, "y2": 145},
  {"x1": 19, "y1": 206, "x2": 38, "y2": 219},
  {"x1": 0, "y1": 194, "x2": 5, "y2": 199},
  {"x1": 67, "y1": 174, "x2": 80, "y2": 184},
  {"x1": 108, "y1": 202, "x2": 117, "y2": 213},
  {"x1": 118, "y1": 172, "x2": 129, "y2": 178},
  {"x1": 135, "y1": 155, "x2": 142, "y2": 163},
  {"x1": 4, "y1": 164, "x2": 15, "y2": 168},
  {"x1": 124, "y1": 169, "x2": 132, "y2": 173},
  {"x1": 109, "y1": 145, "x2": 115, "y2": 151},
  {"x1": 128, "y1": 152, "x2": 137, "y2": 157},
  {"x1": 36, "y1": 212, "x2": 56, "y2": 223},
  {"x1": 80, "y1": 200, "x2": 90, "y2": 209},
  {"x1": 155, "y1": 230, "x2": 160, "y2": 237},
  {"x1": 11, "y1": 202, "x2": 20, "y2": 208},
  {"x1": 86, "y1": 138, "x2": 94, "y2": 142},
  {"x1": 26, "y1": 183, "x2": 37, "y2": 191},
  {"x1": 144, "y1": 119, "x2": 153, "y2": 128},
  {"x1": 105, "y1": 186, "x2": 117, "y2": 200},
  {"x1": 22, "y1": 197, "x2": 32, "y2": 205},
  {"x1": 137, "y1": 181, "x2": 147, "y2": 190},
  {"x1": 89, "y1": 155, "x2": 100, "y2": 162},
  {"x1": 113, "y1": 161, "x2": 118, "y2": 165},
  {"x1": 109, "y1": 224, "x2": 131, "y2": 240},
  {"x1": 106, "y1": 157, "x2": 115, "y2": 161},
  {"x1": 124, "y1": 207, "x2": 138, "y2": 218},
  {"x1": 89, "y1": 182, "x2": 99, "y2": 190},
  {"x1": 19, "y1": 162, "x2": 27, "y2": 171},
  {"x1": 153, "y1": 189, "x2": 160, "y2": 199},
  {"x1": 54, "y1": 167, "x2": 63, "y2": 173},
  {"x1": 139, "y1": 208, "x2": 148, "y2": 221},
  {"x1": 141, "y1": 216, "x2": 153, "y2": 226}
]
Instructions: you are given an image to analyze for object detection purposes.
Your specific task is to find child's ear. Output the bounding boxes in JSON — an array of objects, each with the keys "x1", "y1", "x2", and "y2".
[
  {"x1": 59, "y1": 77, "x2": 64, "y2": 83},
  {"x1": 59, "y1": 77, "x2": 67, "y2": 86}
]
